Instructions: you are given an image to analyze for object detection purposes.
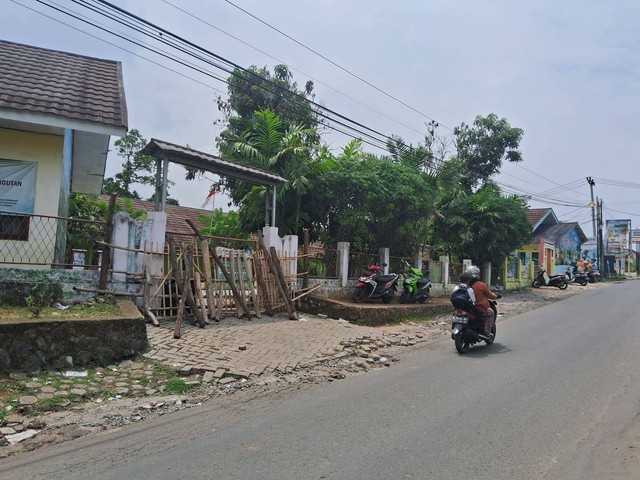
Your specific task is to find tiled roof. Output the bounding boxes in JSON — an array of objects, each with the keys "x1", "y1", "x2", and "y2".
[
  {"x1": 99, "y1": 195, "x2": 211, "y2": 236},
  {"x1": 0, "y1": 39, "x2": 128, "y2": 130},
  {"x1": 526, "y1": 208, "x2": 558, "y2": 231},
  {"x1": 532, "y1": 222, "x2": 589, "y2": 246}
]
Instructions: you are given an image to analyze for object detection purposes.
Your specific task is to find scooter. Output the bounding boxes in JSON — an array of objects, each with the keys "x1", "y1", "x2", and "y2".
[
  {"x1": 450, "y1": 297, "x2": 499, "y2": 354},
  {"x1": 399, "y1": 263, "x2": 431, "y2": 303},
  {"x1": 565, "y1": 267, "x2": 588, "y2": 286},
  {"x1": 532, "y1": 268, "x2": 568, "y2": 289},
  {"x1": 352, "y1": 264, "x2": 399, "y2": 304},
  {"x1": 587, "y1": 270, "x2": 601, "y2": 283}
]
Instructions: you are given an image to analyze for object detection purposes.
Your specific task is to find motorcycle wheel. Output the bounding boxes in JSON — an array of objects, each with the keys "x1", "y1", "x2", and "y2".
[
  {"x1": 578, "y1": 279, "x2": 588, "y2": 286},
  {"x1": 399, "y1": 291, "x2": 409, "y2": 304},
  {"x1": 352, "y1": 287, "x2": 367, "y2": 303},
  {"x1": 558, "y1": 281, "x2": 568, "y2": 290},
  {"x1": 485, "y1": 323, "x2": 496, "y2": 344},
  {"x1": 532, "y1": 279, "x2": 542, "y2": 288},
  {"x1": 419, "y1": 294, "x2": 429, "y2": 304},
  {"x1": 454, "y1": 334, "x2": 470, "y2": 354},
  {"x1": 382, "y1": 293, "x2": 394, "y2": 304}
]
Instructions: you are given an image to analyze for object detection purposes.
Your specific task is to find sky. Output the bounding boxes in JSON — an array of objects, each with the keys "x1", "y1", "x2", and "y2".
[{"x1": 3, "y1": 0, "x2": 640, "y2": 239}]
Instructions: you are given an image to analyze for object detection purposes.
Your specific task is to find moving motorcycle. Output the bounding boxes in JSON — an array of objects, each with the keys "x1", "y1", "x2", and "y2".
[
  {"x1": 532, "y1": 268, "x2": 568, "y2": 290},
  {"x1": 450, "y1": 293, "x2": 499, "y2": 354},
  {"x1": 352, "y1": 264, "x2": 399, "y2": 304},
  {"x1": 399, "y1": 263, "x2": 431, "y2": 303}
]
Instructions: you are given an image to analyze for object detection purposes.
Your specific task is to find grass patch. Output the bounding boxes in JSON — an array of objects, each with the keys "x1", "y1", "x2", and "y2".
[
  {"x1": 163, "y1": 378, "x2": 195, "y2": 395},
  {"x1": 0, "y1": 302, "x2": 121, "y2": 321}
]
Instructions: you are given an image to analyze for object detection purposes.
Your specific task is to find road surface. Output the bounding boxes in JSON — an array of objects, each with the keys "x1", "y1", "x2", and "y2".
[{"x1": 1, "y1": 282, "x2": 639, "y2": 479}]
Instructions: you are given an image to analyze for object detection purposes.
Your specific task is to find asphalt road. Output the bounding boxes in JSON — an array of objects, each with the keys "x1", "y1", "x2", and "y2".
[{"x1": 2, "y1": 282, "x2": 639, "y2": 479}]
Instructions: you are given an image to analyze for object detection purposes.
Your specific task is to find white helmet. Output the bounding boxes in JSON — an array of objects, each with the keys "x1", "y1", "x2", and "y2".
[{"x1": 465, "y1": 265, "x2": 480, "y2": 278}]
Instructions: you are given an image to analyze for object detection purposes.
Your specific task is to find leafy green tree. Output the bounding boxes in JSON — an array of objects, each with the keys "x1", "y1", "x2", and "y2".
[
  {"x1": 215, "y1": 64, "x2": 319, "y2": 147},
  {"x1": 220, "y1": 109, "x2": 329, "y2": 235},
  {"x1": 454, "y1": 113, "x2": 524, "y2": 190},
  {"x1": 310, "y1": 140, "x2": 435, "y2": 257},
  {"x1": 429, "y1": 181, "x2": 531, "y2": 265},
  {"x1": 103, "y1": 129, "x2": 178, "y2": 204},
  {"x1": 197, "y1": 209, "x2": 249, "y2": 240}
]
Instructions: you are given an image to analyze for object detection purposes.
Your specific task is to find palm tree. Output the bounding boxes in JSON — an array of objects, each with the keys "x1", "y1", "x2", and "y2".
[{"x1": 222, "y1": 109, "x2": 326, "y2": 234}]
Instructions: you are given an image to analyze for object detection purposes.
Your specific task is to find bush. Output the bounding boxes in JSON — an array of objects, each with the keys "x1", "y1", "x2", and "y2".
[{"x1": 25, "y1": 279, "x2": 62, "y2": 318}]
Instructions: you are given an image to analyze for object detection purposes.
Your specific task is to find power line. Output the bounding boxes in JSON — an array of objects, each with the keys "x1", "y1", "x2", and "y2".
[
  {"x1": 224, "y1": 0, "x2": 453, "y2": 131},
  {"x1": 31, "y1": 0, "x2": 394, "y2": 151},
  {"x1": 161, "y1": 0, "x2": 427, "y2": 138}
]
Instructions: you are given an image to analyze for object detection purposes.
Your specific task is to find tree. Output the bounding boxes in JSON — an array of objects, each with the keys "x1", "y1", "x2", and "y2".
[
  {"x1": 220, "y1": 109, "x2": 328, "y2": 235},
  {"x1": 310, "y1": 140, "x2": 435, "y2": 257},
  {"x1": 454, "y1": 113, "x2": 524, "y2": 190},
  {"x1": 103, "y1": 129, "x2": 178, "y2": 204},
  {"x1": 215, "y1": 64, "x2": 319, "y2": 148}
]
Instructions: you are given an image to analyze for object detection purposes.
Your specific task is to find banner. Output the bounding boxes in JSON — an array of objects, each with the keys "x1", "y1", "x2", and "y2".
[
  {"x1": 0, "y1": 159, "x2": 37, "y2": 213},
  {"x1": 605, "y1": 219, "x2": 631, "y2": 254},
  {"x1": 631, "y1": 229, "x2": 640, "y2": 244}
]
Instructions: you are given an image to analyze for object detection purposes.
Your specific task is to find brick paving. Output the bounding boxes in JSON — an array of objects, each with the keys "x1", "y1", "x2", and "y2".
[{"x1": 144, "y1": 313, "x2": 441, "y2": 378}]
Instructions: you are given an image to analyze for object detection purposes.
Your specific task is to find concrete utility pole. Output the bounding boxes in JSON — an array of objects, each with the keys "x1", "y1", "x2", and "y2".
[{"x1": 587, "y1": 177, "x2": 596, "y2": 239}]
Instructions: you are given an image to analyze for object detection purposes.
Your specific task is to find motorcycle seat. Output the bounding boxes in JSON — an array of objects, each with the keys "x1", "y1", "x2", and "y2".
[{"x1": 376, "y1": 274, "x2": 398, "y2": 283}]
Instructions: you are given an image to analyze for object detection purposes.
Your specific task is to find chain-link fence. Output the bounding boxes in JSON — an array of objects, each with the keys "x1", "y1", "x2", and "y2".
[{"x1": 0, "y1": 210, "x2": 106, "y2": 268}]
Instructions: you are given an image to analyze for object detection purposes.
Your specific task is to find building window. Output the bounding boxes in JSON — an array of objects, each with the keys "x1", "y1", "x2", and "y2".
[{"x1": 0, "y1": 214, "x2": 29, "y2": 240}]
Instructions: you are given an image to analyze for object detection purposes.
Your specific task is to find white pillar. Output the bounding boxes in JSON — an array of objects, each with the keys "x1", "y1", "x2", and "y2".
[
  {"x1": 483, "y1": 261, "x2": 492, "y2": 285},
  {"x1": 441, "y1": 255, "x2": 450, "y2": 287},
  {"x1": 379, "y1": 247, "x2": 390, "y2": 274},
  {"x1": 337, "y1": 242, "x2": 350, "y2": 287},
  {"x1": 262, "y1": 226, "x2": 281, "y2": 251},
  {"x1": 413, "y1": 251, "x2": 423, "y2": 271}
]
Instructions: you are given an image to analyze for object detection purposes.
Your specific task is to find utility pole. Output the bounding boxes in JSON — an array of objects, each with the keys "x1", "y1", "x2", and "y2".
[
  {"x1": 587, "y1": 177, "x2": 596, "y2": 239},
  {"x1": 596, "y1": 197, "x2": 605, "y2": 277}
]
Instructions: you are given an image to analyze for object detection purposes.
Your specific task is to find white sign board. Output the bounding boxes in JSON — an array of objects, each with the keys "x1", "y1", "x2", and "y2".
[{"x1": 0, "y1": 159, "x2": 37, "y2": 213}]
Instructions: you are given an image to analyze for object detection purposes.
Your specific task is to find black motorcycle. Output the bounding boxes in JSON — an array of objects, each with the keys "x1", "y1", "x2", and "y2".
[
  {"x1": 451, "y1": 298, "x2": 499, "y2": 354},
  {"x1": 565, "y1": 267, "x2": 588, "y2": 286},
  {"x1": 587, "y1": 270, "x2": 601, "y2": 283},
  {"x1": 352, "y1": 264, "x2": 400, "y2": 304},
  {"x1": 532, "y1": 269, "x2": 568, "y2": 290}
]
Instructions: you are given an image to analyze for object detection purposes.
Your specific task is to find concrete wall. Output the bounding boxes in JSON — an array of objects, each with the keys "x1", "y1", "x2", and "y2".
[{"x1": 0, "y1": 128, "x2": 63, "y2": 267}]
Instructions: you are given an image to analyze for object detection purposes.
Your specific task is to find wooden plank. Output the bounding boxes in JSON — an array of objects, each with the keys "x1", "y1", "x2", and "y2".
[
  {"x1": 252, "y1": 252, "x2": 273, "y2": 315},
  {"x1": 270, "y1": 246, "x2": 298, "y2": 318},
  {"x1": 194, "y1": 272, "x2": 210, "y2": 325},
  {"x1": 98, "y1": 194, "x2": 116, "y2": 290},
  {"x1": 174, "y1": 275, "x2": 189, "y2": 338},
  {"x1": 143, "y1": 265, "x2": 160, "y2": 326},
  {"x1": 184, "y1": 242, "x2": 207, "y2": 328},
  {"x1": 243, "y1": 251, "x2": 261, "y2": 318},
  {"x1": 201, "y1": 240, "x2": 217, "y2": 321},
  {"x1": 167, "y1": 236, "x2": 205, "y2": 327}
]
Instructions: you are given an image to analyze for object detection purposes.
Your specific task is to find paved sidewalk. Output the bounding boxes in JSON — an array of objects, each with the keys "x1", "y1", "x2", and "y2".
[{"x1": 144, "y1": 313, "x2": 448, "y2": 378}]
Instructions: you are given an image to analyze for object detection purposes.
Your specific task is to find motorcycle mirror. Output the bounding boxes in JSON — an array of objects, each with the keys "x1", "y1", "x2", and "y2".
[{"x1": 382, "y1": 263, "x2": 388, "y2": 267}]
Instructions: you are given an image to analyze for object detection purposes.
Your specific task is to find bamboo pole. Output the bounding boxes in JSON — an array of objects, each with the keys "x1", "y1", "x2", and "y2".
[
  {"x1": 186, "y1": 219, "x2": 253, "y2": 319},
  {"x1": 201, "y1": 240, "x2": 217, "y2": 321},
  {"x1": 167, "y1": 237, "x2": 205, "y2": 327},
  {"x1": 257, "y1": 232, "x2": 297, "y2": 320},
  {"x1": 174, "y1": 275, "x2": 189, "y2": 338},
  {"x1": 98, "y1": 194, "x2": 116, "y2": 290}
]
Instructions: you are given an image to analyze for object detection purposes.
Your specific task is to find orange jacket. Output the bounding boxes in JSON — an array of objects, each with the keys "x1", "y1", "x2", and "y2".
[{"x1": 470, "y1": 279, "x2": 497, "y2": 310}]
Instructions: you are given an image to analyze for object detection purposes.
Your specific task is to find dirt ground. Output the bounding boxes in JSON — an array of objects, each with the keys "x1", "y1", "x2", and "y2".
[{"x1": 0, "y1": 283, "x2": 605, "y2": 457}]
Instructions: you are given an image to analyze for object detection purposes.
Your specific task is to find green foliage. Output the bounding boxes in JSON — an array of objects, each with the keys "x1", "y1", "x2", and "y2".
[
  {"x1": 430, "y1": 182, "x2": 531, "y2": 265},
  {"x1": 163, "y1": 378, "x2": 195, "y2": 395},
  {"x1": 219, "y1": 109, "x2": 326, "y2": 235},
  {"x1": 454, "y1": 113, "x2": 524, "y2": 190},
  {"x1": 310, "y1": 140, "x2": 435, "y2": 257},
  {"x1": 103, "y1": 129, "x2": 178, "y2": 204},
  {"x1": 198, "y1": 209, "x2": 249, "y2": 239},
  {"x1": 25, "y1": 279, "x2": 62, "y2": 319}
]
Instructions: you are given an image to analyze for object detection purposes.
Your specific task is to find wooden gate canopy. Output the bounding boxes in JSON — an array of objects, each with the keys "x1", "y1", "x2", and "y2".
[{"x1": 141, "y1": 138, "x2": 286, "y2": 216}]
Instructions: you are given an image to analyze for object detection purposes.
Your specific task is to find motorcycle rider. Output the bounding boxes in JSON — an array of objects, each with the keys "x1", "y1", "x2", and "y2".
[{"x1": 465, "y1": 265, "x2": 500, "y2": 337}]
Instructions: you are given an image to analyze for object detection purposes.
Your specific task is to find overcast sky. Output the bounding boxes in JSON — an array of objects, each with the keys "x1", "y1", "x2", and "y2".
[{"x1": 3, "y1": 0, "x2": 640, "y2": 238}]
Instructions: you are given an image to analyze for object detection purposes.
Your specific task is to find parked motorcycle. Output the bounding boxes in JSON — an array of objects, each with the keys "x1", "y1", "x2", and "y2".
[
  {"x1": 532, "y1": 268, "x2": 568, "y2": 289},
  {"x1": 564, "y1": 267, "x2": 588, "y2": 286},
  {"x1": 587, "y1": 270, "x2": 601, "y2": 283},
  {"x1": 352, "y1": 264, "x2": 399, "y2": 304},
  {"x1": 399, "y1": 263, "x2": 431, "y2": 303},
  {"x1": 450, "y1": 296, "x2": 499, "y2": 354}
]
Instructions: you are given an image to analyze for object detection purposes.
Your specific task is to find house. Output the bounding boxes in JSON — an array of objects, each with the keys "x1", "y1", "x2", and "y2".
[
  {"x1": 0, "y1": 39, "x2": 128, "y2": 266},
  {"x1": 502, "y1": 208, "x2": 588, "y2": 287},
  {"x1": 98, "y1": 195, "x2": 211, "y2": 236}
]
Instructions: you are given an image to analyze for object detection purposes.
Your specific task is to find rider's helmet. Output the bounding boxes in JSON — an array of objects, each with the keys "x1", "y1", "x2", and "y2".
[{"x1": 465, "y1": 265, "x2": 480, "y2": 278}]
